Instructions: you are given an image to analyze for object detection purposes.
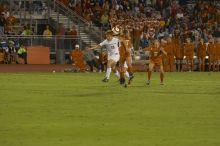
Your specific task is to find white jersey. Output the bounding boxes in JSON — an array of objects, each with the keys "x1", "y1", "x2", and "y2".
[{"x1": 99, "y1": 37, "x2": 119, "y2": 56}]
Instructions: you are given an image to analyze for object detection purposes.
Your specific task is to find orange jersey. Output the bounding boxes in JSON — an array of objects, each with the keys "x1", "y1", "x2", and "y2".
[
  {"x1": 217, "y1": 43, "x2": 220, "y2": 59},
  {"x1": 197, "y1": 43, "x2": 206, "y2": 58},
  {"x1": 119, "y1": 36, "x2": 133, "y2": 58},
  {"x1": 173, "y1": 39, "x2": 184, "y2": 59},
  {"x1": 71, "y1": 50, "x2": 85, "y2": 70},
  {"x1": 208, "y1": 43, "x2": 218, "y2": 60},
  {"x1": 184, "y1": 43, "x2": 194, "y2": 58},
  {"x1": 163, "y1": 42, "x2": 174, "y2": 56},
  {"x1": 149, "y1": 47, "x2": 162, "y2": 61}
]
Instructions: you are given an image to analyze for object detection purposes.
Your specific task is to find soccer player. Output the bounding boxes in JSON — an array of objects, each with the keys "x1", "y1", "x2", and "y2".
[
  {"x1": 145, "y1": 39, "x2": 167, "y2": 85},
  {"x1": 173, "y1": 34, "x2": 184, "y2": 72},
  {"x1": 217, "y1": 38, "x2": 220, "y2": 71},
  {"x1": 208, "y1": 38, "x2": 218, "y2": 71},
  {"x1": 184, "y1": 38, "x2": 194, "y2": 71},
  {"x1": 118, "y1": 29, "x2": 134, "y2": 85},
  {"x1": 88, "y1": 30, "x2": 120, "y2": 82},
  {"x1": 162, "y1": 37, "x2": 175, "y2": 72},
  {"x1": 70, "y1": 44, "x2": 86, "y2": 71},
  {"x1": 197, "y1": 38, "x2": 207, "y2": 72}
]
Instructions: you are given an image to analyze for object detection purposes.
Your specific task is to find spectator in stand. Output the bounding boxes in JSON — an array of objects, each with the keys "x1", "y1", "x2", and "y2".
[
  {"x1": 0, "y1": 47, "x2": 5, "y2": 64},
  {"x1": 43, "y1": 25, "x2": 52, "y2": 39},
  {"x1": 141, "y1": 33, "x2": 150, "y2": 49},
  {"x1": 100, "y1": 11, "x2": 109, "y2": 31},
  {"x1": 92, "y1": 2, "x2": 102, "y2": 26},
  {"x1": 43, "y1": 25, "x2": 52, "y2": 47},
  {"x1": 75, "y1": 2, "x2": 82, "y2": 16},
  {"x1": 62, "y1": 0, "x2": 219, "y2": 73},
  {"x1": 59, "y1": 0, "x2": 69, "y2": 6},
  {"x1": 17, "y1": 44, "x2": 27, "y2": 64},
  {"x1": 21, "y1": 24, "x2": 33, "y2": 46},
  {"x1": 0, "y1": 13, "x2": 6, "y2": 34}
]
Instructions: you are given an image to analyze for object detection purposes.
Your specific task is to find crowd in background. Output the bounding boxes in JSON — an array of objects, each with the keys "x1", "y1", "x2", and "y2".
[
  {"x1": 60, "y1": 0, "x2": 220, "y2": 72},
  {"x1": 1, "y1": 0, "x2": 220, "y2": 72},
  {"x1": 61, "y1": 0, "x2": 220, "y2": 43}
]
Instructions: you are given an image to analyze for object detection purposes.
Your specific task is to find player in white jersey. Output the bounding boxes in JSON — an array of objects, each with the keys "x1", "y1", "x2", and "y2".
[{"x1": 88, "y1": 30, "x2": 120, "y2": 82}]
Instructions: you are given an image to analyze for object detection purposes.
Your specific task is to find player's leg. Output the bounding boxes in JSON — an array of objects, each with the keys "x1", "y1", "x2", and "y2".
[
  {"x1": 198, "y1": 58, "x2": 201, "y2": 71},
  {"x1": 180, "y1": 59, "x2": 183, "y2": 72},
  {"x1": 209, "y1": 57, "x2": 212, "y2": 71},
  {"x1": 102, "y1": 59, "x2": 114, "y2": 82},
  {"x1": 126, "y1": 56, "x2": 134, "y2": 84},
  {"x1": 163, "y1": 56, "x2": 168, "y2": 72},
  {"x1": 119, "y1": 58, "x2": 126, "y2": 84},
  {"x1": 160, "y1": 64, "x2": 165, "y2": 85},
  {"x1": 170, "y1": 56, "x2": 174, "y2": 72},
  {"x1": 213, "y1": 60, "x2": 217, "y2": 71},
  {"x1": 190, "y1": 58, "x2": 193, "y2": 71},
  {"x1": 111, "y1": 61, "x2": 120, "y2": 79},
  {"x1": 217, "y1": 59, "x2": 220, "y2": 71},
  {"x1": 186, "y1": 58, "x2": 190, "y2": 71},
  {"x1": 201, "y1": 57, "x2": 205, "y2": 72},
  {"x1": 147, "y1": 61, "x2": 154, "y2": 85}
]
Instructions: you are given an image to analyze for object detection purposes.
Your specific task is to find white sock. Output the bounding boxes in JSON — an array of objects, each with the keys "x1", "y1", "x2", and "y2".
[
  {"x1": 115, "y1": 70, "x2": 120, "y2": 79},
  {"x1": 125, "y1": 71, "x2": 129, "y2": 78},
  {"x1": 105, "y1": 68, "x2": 111, "y2": 79}
]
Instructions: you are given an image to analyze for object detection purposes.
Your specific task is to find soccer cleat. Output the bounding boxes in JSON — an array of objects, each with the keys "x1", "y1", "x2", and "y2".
[
  {"x1": 102, "y1": 78, "x2": 109, "y2": 82},
  {"x1": 160, "y1": 82, "x2": 164, "y2": 85},
  {"x1": 146, "y1": 80, "x2": 151, "y2": 85},
  {"x1": 128, "y1": 74, "x2": 134, "y2": 85},
  {"x1": 120, "y1": 78, "x2": 125, "y2": 85}
]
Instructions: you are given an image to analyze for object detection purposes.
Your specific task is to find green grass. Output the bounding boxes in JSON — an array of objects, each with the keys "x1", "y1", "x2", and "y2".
[{"x1": 0, "y1": 72, "x2": 220, "y2": 146}]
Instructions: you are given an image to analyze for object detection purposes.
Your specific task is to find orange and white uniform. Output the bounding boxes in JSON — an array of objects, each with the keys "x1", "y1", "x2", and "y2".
[{"x1": 149, "y1": 46, "x2": 163, "y2": 65}]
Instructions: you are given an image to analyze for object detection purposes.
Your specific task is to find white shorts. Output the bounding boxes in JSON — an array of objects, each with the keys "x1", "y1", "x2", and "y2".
[{"x1": 108, "y1": 53, "x2": 119, "y2": 62}]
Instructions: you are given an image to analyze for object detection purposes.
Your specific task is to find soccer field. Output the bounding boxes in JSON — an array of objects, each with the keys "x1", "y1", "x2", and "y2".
[{"x1": 0, "y1": 72, "x2": 220, "y2": 146}]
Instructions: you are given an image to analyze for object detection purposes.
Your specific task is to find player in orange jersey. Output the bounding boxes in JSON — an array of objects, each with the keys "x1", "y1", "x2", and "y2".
[
  {"x1": 208, "y1": 38, "x2": 218, "y2": 71},
  {"x1": 162, "y1": 37, "x2": 175, "y2": 72},
  {"x1": 145, "y1": 39, "x2": 167, "y2": 85},
  {"x1": 173, "y1": 35, "x2": 184, "y2": 72},
  {"x1": 184, "y1": 38, "x2": 194, "y2": 71},
  {"x1": 118, "y1": 29, "x2": 134, "y2": 85},
  {"x1": 216, "y1": 38, "x2": 220, "y2": 71},
  {"x1": 197, "y1": 38, "x2": 207, "y2": 72}
]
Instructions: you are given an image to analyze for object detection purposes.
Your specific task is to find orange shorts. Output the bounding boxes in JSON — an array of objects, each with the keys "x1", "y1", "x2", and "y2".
[{"x1": 150, "y1": 58, "x2": 163, "y2": 66}]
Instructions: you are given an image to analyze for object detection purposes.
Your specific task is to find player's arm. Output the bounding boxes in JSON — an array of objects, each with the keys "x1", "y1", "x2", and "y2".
[{"x1": 88, "y1": 44, "x2": 102, "y2": 50}]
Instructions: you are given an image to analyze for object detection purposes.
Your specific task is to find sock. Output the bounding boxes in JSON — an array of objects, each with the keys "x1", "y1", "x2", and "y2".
[
  {"x1": 125, "y1": 71, "x2": 129, "y2": 78},
  {"x1": 176, "y1": 64, "x2": 178, "y2": 71},
  {"x1": 115, "y1": 70, "x2": 120, "y2": 79},
  {"x1": 160, "y1": 72, "x2": 164, "y2": 83},
  {"x1": 148, "y1": 71, "x2": 151, "y2": 81},
  {"x1": 128, "y1": 66, "x2": 134, "y2": 75},
  {"x1": 105, "y1": 68, "x2": 111, "y2": 79}
]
